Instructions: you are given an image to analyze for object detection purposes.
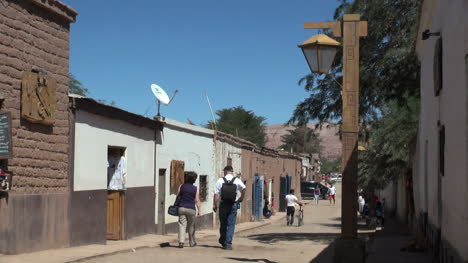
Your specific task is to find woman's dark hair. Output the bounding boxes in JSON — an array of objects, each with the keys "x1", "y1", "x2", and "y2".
[{"x1": 184, "y1": 171, "x2": 198, "y2": 184}]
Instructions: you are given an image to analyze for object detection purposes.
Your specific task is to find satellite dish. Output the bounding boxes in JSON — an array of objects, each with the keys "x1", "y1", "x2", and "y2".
[
  {"x1": 150, "y1": 84, "x2": 178, "y2": 117},
  {"x1": 151, "y1": 84, "x2": 170, "y2": 105}
]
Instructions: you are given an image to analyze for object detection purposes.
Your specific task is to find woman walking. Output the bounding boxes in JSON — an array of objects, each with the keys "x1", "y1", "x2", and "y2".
[
  {"x1": 177, "y1": 172, "x2": 201, "y2": 248},
  {"x1": 314, "y1": 186, "x2": 321, "y2": 205}
]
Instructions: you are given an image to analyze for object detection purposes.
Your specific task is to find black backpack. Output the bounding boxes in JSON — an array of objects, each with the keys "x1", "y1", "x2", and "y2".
[{"x1": 221, "y1": 177, "x2": 237, "y2": 203}]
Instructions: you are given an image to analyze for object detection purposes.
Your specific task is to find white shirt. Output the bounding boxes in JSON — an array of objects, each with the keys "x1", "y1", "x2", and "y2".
[
  {"x1": 358, "y1": 195, "x2": 365, "y2": 205},
  {"x1": 214, "y1": 173, "x2": 246, "y2": 202},
  {"x1": 108, "y1": 156, "x2": 127, "y2": 190},
  {"x1": 285, "y1": 194, "x2": 298, "y2": 207},
  {"x1": 328, "y1": 186, "x2": 336, "y2": 195}
]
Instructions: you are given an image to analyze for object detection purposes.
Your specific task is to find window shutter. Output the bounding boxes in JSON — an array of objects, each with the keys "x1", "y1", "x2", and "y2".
[{"x1": 170, "y1": 160, "x2": 185, "y2": 193}]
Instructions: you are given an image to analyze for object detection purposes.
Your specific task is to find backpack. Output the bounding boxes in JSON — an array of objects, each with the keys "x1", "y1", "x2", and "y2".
[{"x1": 221, "y1": 177, "x2": 237, "y2": 203}]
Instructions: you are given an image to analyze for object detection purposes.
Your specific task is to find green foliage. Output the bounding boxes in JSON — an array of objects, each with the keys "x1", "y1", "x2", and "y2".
[
  {"x1": 290, "y1": 0, "x2": 421, "y2": 125},
  {"x1": 69, "y1": 73, "x2": 89, "y2": 96},
  {"x1": 358, "y1": 96, "x2": 419, "y2": 190},
  {"x1": 279, "y1": 126, "x2": 321, "y2": 155},
  {"x1": 289, "y1": 0, "x2": 422, "y2": 190},
  {"x1": 207, "y1": 106, "x2": 267, "y2": 146},
  {"x1": 320, "y1": 156, "x2": 342, "y2": 174}
]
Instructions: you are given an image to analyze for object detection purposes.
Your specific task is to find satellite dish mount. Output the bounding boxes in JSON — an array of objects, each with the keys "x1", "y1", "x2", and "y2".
[{"x1": 150, "y1": 84, "x2": 178, "y2": 117}]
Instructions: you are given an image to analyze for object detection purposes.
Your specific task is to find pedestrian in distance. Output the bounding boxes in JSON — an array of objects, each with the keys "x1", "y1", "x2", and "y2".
[
  {"x1": 328, "y1": 184, "x2": 336, "y2": 205},
  {"x1": 285, "y1": 189, "x2": 303, "y2": 226},
  {"x1": 177, "y1": 172, "x2": 201, "y2": 248},
  {"x1": 213, "y1": 166, "x2": 246, "y2": 250},
  {"x1": 314, "y1": 186, "x2": 321, "y2": 205},
  {"x1": 358, "y1": 194, "x2": 365, "y2": 215}
]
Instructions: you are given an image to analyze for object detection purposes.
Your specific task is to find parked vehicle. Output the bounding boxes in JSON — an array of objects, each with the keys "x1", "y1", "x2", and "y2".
[
  {"x1": 330, "y1": 173, "x2": 342, "y2": 182},
  {"x1": 300, "y1": 181, "x2": 329, "y2": 200}
]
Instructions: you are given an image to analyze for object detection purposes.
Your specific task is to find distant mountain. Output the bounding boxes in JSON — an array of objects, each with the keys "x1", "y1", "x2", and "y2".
[{"x1": 265, "y1": 123, "x2": 342, "y2": 161}]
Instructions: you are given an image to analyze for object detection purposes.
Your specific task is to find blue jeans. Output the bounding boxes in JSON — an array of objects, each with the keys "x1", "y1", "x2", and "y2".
[{"x1": 219, "y1": 202, "x2": 238, "y2": 246}]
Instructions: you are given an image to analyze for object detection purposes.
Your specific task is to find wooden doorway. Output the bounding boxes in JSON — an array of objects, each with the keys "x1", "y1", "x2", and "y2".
[{"x1": 106, "y1": 191, "x2": 124, "y2": 240}]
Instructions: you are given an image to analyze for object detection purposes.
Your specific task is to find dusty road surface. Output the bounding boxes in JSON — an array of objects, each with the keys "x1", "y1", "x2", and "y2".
[{"x1": 82, "y1": 184, "x2": 343, "y2": 263}]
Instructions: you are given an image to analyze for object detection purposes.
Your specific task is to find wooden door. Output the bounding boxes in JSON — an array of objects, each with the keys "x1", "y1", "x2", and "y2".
[{"x1": 107, "y1": 191, "x2": 123, "y2": 240}]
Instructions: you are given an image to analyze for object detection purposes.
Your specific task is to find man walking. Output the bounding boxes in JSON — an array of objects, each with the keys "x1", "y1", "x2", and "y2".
[
  {"x1": 285, "y1": 189, "x2": 302, "y2": 226},
  {"x1": 213, "y1": 166, "x2": 246, "y2": 250},
  {"x1": 328, "y1": 184, "x2": 336, "y2": 205}
]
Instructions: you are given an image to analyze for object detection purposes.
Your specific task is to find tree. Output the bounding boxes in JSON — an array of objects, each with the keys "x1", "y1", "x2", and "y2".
[
  {"x1": 279, "y1": 126, "x2": 321, "y2": 155},
  {"x1": 289, "y1": 0, "x2": 421, "y2": 126},
  {"x1": 289, "y1": 0, "x2": 422, "y2": 191},
  {"x1": 69, "y1": 73, "x2": 89, "y2": 96},
  {"x1": 320, "y1": 156, "x2": 342, "y2": 174},
  {"x1": 207, "y1": 106, "x2": 267, "y2": 146},
  {"x1": 358, "y1": 96, "x2": 419, "y2": 191}
]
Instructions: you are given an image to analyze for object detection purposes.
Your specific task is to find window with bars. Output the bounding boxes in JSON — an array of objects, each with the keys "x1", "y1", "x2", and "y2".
[{"x1": 199, "y1": 175, "x2": 208, "y2": 202}]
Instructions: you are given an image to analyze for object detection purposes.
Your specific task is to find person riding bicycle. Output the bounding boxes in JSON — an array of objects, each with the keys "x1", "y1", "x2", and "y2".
[{"x1": 285, "y1": 189, "x2": 303, "y2": 226}]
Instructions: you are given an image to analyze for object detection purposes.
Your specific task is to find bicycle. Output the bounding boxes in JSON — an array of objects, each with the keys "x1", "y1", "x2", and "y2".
[{"x1": 297, "y1": 205, "x2": 304, "y2": 227}]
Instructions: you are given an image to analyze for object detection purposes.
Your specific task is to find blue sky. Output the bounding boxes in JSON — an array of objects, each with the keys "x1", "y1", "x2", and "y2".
[{"x1": 61, "y1": 0, "x2": 339, "y2": 125}]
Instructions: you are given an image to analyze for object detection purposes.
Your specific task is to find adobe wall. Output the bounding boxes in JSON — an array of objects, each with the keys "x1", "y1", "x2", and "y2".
[
  {"x1": 0, "y1": 0, "x2": 76, "y2": 254},
  {"x1": 240, "y1": 149, "x2": 302, "y2": 223}
]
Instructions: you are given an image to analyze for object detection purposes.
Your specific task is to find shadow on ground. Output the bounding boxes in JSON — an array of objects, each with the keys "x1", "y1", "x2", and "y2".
[
  {"x1": 309, "y1": 242, "x2": 335, "y2": 263},
  {"x1": 319, "y1": 223, "x2": 370, "y2": 231},
  {"x1": 198, "y1": 244, "x2": 223, "y2": 249},
  {"x1": 246, "y1": 232, "x2": 340, "y2": 244},
  {"x1": 225, "y1": 257, "x2": 278, "y2": 263}
]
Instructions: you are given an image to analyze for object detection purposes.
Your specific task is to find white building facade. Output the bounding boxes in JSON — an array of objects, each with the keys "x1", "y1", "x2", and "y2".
[
  {"x1": 414, "y1": 0, "x2": 468, "y2": 262},
  {"x1": 155, "y1": 118, "x2": 216, "y2": 233}
]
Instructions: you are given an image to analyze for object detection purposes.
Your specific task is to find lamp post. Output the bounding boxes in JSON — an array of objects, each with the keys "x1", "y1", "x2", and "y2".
[{"x1": 299, "y1": 14, "x2": 367, "y2": 263}]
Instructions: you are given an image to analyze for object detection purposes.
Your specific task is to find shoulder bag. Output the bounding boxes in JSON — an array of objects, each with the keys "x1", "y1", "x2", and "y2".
[{"x1": 168, "y1": 184, "x2": 184, "y2": 216}]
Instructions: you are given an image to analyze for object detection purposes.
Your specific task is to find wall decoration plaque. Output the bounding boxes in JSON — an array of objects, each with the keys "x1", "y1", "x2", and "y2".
[{"x1": 21, "y1": 72, "x2": 56, "y2": 125}]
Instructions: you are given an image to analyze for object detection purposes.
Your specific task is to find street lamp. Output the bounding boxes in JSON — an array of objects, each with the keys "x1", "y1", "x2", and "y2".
[
  {"x1": 299, "y1": 14, "x2": 367, "y2": 263},
  {"x1": 298, "y1": 34, "x2": 340, "y2": 74}
]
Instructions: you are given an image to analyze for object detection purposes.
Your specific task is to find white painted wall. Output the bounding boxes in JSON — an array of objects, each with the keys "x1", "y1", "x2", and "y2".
[
  {"x1": 416, "y1": 0, "x2": 468, "y2": 260},
  {"x1": 155, "y1": 118, "x2": 215, "y2": 225},
  {"x1": 74, "y1": 110, "x2": 155, "y2": 191},
  {"x1": 214, "y1": 138, "x2": 243, "y2": 222}
]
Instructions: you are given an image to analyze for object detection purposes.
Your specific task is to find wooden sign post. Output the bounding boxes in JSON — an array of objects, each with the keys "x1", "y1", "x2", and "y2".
[{"x1": 303, "y1": 14, "x2": 367, "y2": 263}]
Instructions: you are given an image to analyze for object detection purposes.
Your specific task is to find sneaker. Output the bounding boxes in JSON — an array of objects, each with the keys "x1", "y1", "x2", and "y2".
[
  {"x1": 218, "y1": 239, "x2": 225, "y2": 247},
  {"x1": 223, "y1": 245, "x2": 232, "y2": 250},
  {"x1": 178, "y1": 243, "x2": 184, "y2": 248},
  {"x1": 190, "y1": 242, "x2": 197, "y2": 247}
]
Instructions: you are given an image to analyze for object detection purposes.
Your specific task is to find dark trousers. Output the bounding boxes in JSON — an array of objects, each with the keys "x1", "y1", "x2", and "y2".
[
  {"x1": 219, "y1": 202, "x2": 238, "y2": 246},
  {"x1": 286, "y1": 206, "x2": 295, "y2": 225}
]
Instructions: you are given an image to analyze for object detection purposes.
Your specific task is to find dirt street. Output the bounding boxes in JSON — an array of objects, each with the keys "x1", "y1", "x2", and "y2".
[{"x1": 82, "y1": 184, "x2": 342, "y2": 263}]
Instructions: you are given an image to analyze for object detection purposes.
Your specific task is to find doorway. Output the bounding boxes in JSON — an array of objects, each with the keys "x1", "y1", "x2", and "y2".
[
  {"x1": 157, "y1": 168, "x2": 166, "y2": 234},
  {"x1": 106, "y1": 146, "x2": 126, "y2": 240},
  {"x1": 252, "y1": 175, "x2": 264, "y2": 221}
]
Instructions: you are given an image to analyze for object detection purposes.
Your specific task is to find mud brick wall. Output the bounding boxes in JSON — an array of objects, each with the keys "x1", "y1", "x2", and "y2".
[
  {"x1": 0, "y1": 0, "x2": 77, "y2": 254},
  {"x1": 0, "y1": 0, "x2": 77, "y2": 193}
]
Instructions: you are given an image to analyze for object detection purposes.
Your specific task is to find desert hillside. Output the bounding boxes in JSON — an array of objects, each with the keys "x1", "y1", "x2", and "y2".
[{"x1": 265, "y1": 123, "x2": 342, "y2": 160}]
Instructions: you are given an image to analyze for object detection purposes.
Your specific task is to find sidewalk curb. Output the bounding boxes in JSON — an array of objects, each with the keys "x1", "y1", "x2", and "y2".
[{"x1": 64, "y1": 215, "x2": 286, "y2": 263}]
